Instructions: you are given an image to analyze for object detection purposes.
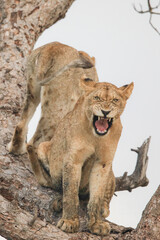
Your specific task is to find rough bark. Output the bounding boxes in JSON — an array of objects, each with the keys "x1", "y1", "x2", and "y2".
[
  {"x1": 120, "y1": 185, "x2": 160, "y2": 240},
  {"x1": 0, "y1": 1, "x2": 159, "y2": 239}
]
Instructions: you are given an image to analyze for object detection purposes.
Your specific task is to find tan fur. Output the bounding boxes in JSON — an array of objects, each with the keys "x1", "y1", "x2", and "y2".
[
  {"x1": 8, "y1": 42, "x2": 133, "y2": 235},
  {"x1": 37, "y1": 77, "x2": 134, "y2": 235},
  {"x1": 8, "y1": 42, "x2": 98, "y2": 155}
]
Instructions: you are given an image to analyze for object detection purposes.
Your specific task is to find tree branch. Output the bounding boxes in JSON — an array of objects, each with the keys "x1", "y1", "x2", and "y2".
[
  {"x1": 115, "y1": 137, "x2": 151, "y2": 192},
  {"x1": 133, "y1": 0, "x2": 160, "y2": 35},
  {"x1": 0, "y1": 137, "x2": 151, "y2": 239},
  {"x1": 0, "y1": 1, "x2": 156, "y2": 238},
  {"x1": 149, "y1": 13, "x2": 160, "y2": 35}
]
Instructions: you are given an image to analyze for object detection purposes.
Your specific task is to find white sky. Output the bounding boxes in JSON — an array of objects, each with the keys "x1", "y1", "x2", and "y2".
[{"x1": 1, "y1": 1, "x2": 159, "y2": 239}]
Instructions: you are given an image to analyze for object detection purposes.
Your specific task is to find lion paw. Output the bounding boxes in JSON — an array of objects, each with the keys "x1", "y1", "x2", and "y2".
[
  {"x1": 101, "y1": 202, "x2": 110, "y2": 218},
  {"x1": 89, "y1": 221, "x2": 111, "y2": 236},
  {"x1": 7, "y1": 141, "x2": 27, "y2": 155},
  {"x1": 57, "y1": 218, "x2": 79, "y2": 233},
  {"x1": 52, "y1": 198, "x2": 62, "y2": 213}
]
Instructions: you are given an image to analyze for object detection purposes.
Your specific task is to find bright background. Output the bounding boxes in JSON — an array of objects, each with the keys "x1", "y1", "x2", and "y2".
[
  {"x1": 1, "y1": 0, "x2": 160, "y2": 239},
  {"x1": 30, "y1": 0, "x2": 160, "y2": 228}
]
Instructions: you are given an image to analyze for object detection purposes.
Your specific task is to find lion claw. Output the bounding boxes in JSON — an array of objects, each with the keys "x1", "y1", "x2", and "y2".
[
  {"x1": 89, "y1": 221, "x2": 111, "y2": 236},
  {"x1": 57, "y1": 218, "x2": 79, "y2": 233}
]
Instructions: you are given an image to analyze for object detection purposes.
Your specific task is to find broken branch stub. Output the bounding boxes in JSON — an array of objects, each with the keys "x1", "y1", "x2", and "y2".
[{"x1": 115, "y1": 137, "x2": 151, "y2": 192}]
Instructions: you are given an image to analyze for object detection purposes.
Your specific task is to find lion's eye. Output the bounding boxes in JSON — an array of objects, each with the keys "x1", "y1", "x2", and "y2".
[
  {"x1": 94, "y1": 96, "x2": 101, "y2": 101},
  {"x1": 113, "y1": 98, "x2": 119, "y2": 103}
]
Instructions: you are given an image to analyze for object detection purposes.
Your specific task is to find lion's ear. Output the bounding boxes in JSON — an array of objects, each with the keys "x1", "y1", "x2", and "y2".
[
  {"x1": 91, "y1": 57, "x2": 96, "y2": 65},
  {"x1": 78, "y1": 51, "x2": 95, "y2": 68},
  {"x1": 79, "y1": 75, "x2": 96, "y2": 91},
  {"x1": 119, "y1": 82, "x2": 134, "y2": 100}
]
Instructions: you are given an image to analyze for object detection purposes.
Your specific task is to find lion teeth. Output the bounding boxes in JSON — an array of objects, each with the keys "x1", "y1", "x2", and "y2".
[
  {"x1": 98, "y1": 116, "x2": 104, "y2": 120},
  {"x1": 97, "y1": 129, "x2": 107, "y2": 134}
]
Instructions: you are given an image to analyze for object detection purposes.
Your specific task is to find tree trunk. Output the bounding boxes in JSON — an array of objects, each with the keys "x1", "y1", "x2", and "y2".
[{"x1": 0, "y1": 1, "x2": 159, "y2": 239}]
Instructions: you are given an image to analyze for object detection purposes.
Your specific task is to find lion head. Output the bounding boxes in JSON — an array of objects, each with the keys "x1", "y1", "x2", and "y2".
[{"x1": 80, "y1": 77, "x2": 134, "y2": 136}]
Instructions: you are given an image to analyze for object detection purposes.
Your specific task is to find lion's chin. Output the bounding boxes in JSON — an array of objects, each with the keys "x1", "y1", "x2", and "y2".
[{"x1": 93, "y1": 115, "x2": 113, "y2": 136}]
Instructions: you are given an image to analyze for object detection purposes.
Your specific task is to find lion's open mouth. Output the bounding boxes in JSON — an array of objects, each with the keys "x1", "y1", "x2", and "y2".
[{"x1": 93, "y1": 115, "x2": 113, "y2": 136}]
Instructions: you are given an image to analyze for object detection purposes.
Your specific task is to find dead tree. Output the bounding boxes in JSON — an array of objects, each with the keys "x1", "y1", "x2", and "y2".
[
  {"x1": 0, "y1": 1, "x2": 159, "y2": 239},
  {"x1": 133, "y1": 0, "x2": 160, "y2": 35}
]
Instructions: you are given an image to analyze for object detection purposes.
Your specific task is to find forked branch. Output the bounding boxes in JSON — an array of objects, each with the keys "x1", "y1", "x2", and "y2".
[
  {"x1": 115, "y1": 137, "x2": 151, "y2": 192},
  {"x1": 133, "y1": 0, "x2": 160, "y2": 35}
]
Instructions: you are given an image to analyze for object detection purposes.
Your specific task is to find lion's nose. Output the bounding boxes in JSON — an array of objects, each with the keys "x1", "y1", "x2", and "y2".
[{"x1": 102, "y1": 110, "x2": 110, "y2": 117}]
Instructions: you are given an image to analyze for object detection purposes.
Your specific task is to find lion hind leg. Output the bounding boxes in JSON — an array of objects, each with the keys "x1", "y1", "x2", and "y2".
[
  {"x1": 27, "y1": 141, "x2": 52, "y2": 187},
  {"x1": 50, "y1": 192, "x2": 62, "y2": 213},
  {"x1": 8, "y1": 78, "x2": 41, "y2": 155}
]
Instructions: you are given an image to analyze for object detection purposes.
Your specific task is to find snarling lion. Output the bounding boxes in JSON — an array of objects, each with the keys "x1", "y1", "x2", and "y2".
[
  {"x1": 8, "y1": 42, "x2": 133, "y2": 235},
  {"x1": 37, "y1": 76, "x2": 133, "y2": 235}
]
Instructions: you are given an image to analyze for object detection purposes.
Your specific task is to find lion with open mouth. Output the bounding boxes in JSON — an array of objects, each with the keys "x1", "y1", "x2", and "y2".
[
  {"x1": 7, "y1": 42, "x2": 134, "y2": 236},
  {"x1": 37, "y1": 76, "x2": 134, "y2": 235}
]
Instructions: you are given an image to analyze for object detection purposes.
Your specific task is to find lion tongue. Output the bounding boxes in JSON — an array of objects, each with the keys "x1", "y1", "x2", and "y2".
[{"x1": 95, "y1": 118, "x2": 108, "y2": 132}]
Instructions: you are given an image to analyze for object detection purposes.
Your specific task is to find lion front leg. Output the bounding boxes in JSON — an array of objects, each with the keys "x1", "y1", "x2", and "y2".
[
  {"x1": 87, "y1": 161, "x2": 114, "y2": 236},
  {"x1": 57, "y1": 155, "x2": 83, "y2": 233},
  {"x1": 101, "y1": 167, "x2": 115, "y2": 219}
]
